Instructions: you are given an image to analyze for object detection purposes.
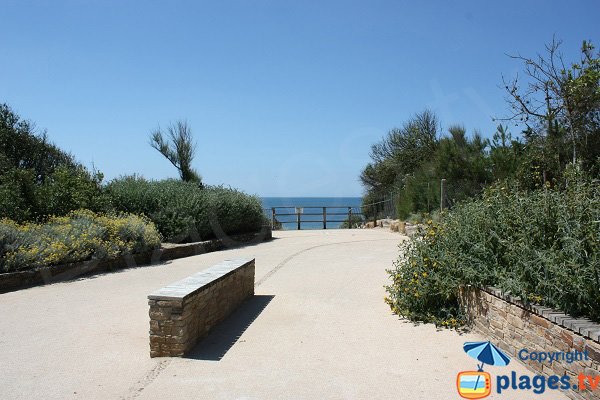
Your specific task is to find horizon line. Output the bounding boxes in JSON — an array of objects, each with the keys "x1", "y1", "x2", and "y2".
[{"x1": 260, "y1": 195, "x2": 363, "y2": 198}]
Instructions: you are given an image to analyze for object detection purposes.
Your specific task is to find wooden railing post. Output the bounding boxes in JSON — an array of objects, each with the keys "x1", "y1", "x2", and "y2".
[
  {"x1": 348, "y1": 207, "x2": 352, "y2": 229},
  {"x1": 297, "y1": 209, "x2": 301, "y2": 230},
  {"x1": 271, "y1": 208, "x2": 276, "y2": 230},
  {"x1": 323, "y1": 207, "x2": 327, "y2": 229}
]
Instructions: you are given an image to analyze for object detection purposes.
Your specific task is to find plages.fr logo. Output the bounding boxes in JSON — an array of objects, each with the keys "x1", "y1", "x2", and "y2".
[
  {"x1": 457, "y1": 341, "x2": 510, "y2": 399},
  {"x1": 457, "y1": 341, "x2": 598, "y2": 398}
]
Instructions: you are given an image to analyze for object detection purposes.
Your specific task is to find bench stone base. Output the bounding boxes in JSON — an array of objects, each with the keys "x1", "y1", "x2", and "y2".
[{"x1": 148, "y1": 258, "x2": 255, "y2": 357}]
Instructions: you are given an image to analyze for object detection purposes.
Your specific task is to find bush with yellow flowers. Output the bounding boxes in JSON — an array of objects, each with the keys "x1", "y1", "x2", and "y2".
[
  {"x1": 0, "y1": 210, "x2": 161, "y2": 272},
  {"x1": 385, "y1": 218, "x2": 467, "y2": 328},
  {"x1": 385, "y1": 166, "x2": 600, "y2": 326}
]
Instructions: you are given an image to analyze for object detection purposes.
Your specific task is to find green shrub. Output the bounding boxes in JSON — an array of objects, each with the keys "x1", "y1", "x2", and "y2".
[
  {"x1": 405, "y1": 212, "x2": 424, "y2": 224},
  {"x1": 0, "y1": 210, "x2": 161, "y2": 272},
  {"x1": 205, "y1": 185, "x2": 266, "y2": 238},
  {"x1": 0, "y1": 103, "x2": 108, "y2": 221},
  {"x1": 106, "y1": 177, "x2": 266, "y2": 242},
  {"x1": 37, "y1": 166, "x2": 110, "y2": 217},
  {"x1": 0, "y1": 168, "x2": 37, "y2": 222},
  {"x1": 385, "y1": 169, "x2": 600, "y2": 325},
  {"x1": 385, "y1": 220, "x2": 465, "y2": 328},
  {"x1": 396, "y1": 172, "x2": 439, "y2": 220},
  {"x1": 0, "y1": 166, "x2": 108, "y2": 222},
  {"x1": 340, "y1": 214, "x2": 364, "y2": 229}
]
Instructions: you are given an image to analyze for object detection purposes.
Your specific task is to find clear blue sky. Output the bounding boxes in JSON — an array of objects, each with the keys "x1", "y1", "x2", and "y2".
[{"x1": 1, "y1": 1, "x2": 599, "y2": 196}]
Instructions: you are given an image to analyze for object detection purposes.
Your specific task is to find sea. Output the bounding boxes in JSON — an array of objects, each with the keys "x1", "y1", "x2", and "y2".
[{"x1": 261, "y1": 197, "x2": 362, "y2": 230}]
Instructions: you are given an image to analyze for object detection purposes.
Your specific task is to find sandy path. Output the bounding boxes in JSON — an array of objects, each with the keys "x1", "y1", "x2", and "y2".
[{"x1": 0, "y1": 229, "x2": 566, "y2": 399}]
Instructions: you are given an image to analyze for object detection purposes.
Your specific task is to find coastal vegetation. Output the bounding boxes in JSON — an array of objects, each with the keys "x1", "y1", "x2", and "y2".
[
  {"x1": 0, "y1": 103, "x2": 108, "y2": 222},
  {"x1": 362, "y1": 39, "x2": 599, "y2": 220},
  {"x1": 149, "y1": 120, "x2": 203, "y2": 186},
  {"x1": 106, "y1": 177, "x2": 265, "y2": 242},
  {"x1": 0, "y1": 210, "x2": 160, "y2": 272},
  {"x1": 0, "y1": 104, "x2": 265, "y2": 272},
  {"x1": 385, "y1": 169, "x2": 599, "y2": 326},
  {"x1": 339, "y1": 214, "x2": 364, "y2": 229},
  {"x1": 381, "y1": 39, "x2": 600, "y2": 325}
]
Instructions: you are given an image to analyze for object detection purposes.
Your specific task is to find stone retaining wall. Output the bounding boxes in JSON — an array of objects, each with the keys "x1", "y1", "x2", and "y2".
[
  {"x1": 460, "y1": 286, "x2": 600, "y2": 400},
  {"x1": 0, "y1": 228, "x2": 270, "y2": 293},
  {"x1": 148, "y1": 258, "x2": 255, "y2": 358}
]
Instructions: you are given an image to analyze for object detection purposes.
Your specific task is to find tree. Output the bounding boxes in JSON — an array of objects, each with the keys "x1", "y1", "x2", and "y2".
[
  {"x1": 360, "y1": 110, "x2": 440, "y2": 197},
  {"x1": 0, "y1": 103, "x2": 106, "y2": 221},
  {"x1": 489, "y1": 124, "x2": 523, "y2": 181},
  {"x1": 37, "y1": 165, "x2": 107, "y2": 217},
  {"x1": 0, "y1": 103, "x2": 78, "y2": 182},
  {"x1": 149, "y1": 120, "x2": 203, "y2": 185},
  {"x1": 499, "y1": 38, "x2": 600, "y2": 174}
]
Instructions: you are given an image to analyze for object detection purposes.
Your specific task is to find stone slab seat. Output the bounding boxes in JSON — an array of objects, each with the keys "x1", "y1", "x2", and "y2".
[{"x1": 147, "y1": 258, "x2": 255, "y2": 358}]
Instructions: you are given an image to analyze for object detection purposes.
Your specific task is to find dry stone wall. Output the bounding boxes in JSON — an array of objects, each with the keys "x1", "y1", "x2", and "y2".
[
  {"x1": 148, "y1": 258, "x2": 255, "y2": 357},
  {"x1": 461, "y1": 286, "x2": 600, "y2": 400}
]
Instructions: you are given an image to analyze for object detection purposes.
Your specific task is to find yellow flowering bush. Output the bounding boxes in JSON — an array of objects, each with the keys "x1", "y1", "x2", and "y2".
[
  {"x1": 0, "y1": 210, "x2": 161, "y2": 272},
  {"x1": 385, "y1": 170, "x2": 600, "y2": 326},
  {"x1": 384, "y1": 218, "x2": 466, "y2": 328}
]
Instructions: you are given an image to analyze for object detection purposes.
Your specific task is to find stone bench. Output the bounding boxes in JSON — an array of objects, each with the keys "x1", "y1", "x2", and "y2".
[{"x1": 148, "y1": 258, "x2": 255, "y2": 357}]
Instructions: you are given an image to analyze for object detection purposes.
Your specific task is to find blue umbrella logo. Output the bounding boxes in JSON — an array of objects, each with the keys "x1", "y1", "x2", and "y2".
[
  {"x1": 460, "y1": 341, "x2": 511, "y2": 397},
  {"x1": 463, "y1": 341, "x2": 511, "y2": 371}
]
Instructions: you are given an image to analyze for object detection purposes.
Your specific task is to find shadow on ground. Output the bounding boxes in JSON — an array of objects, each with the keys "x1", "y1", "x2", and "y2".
[{"x1": 185, "y1": 294, "x2": 275, "y2": 361}]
